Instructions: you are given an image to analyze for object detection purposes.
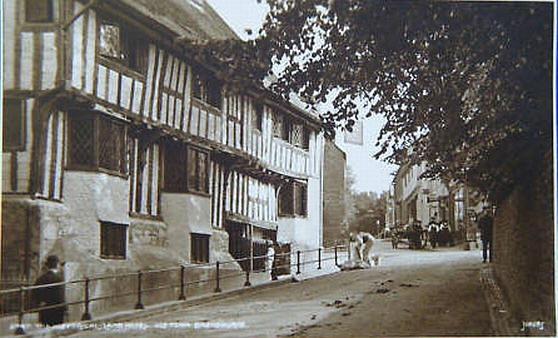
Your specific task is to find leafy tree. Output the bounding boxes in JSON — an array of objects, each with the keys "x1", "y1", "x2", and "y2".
[{"x1": 254, "y1": 0, "x2": 553, "y2": 203}]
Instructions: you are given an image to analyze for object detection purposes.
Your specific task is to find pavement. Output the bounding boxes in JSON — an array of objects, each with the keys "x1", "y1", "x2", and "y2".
[{"x1": 4, "y1": 240, "x2": 519, "y2": 337}]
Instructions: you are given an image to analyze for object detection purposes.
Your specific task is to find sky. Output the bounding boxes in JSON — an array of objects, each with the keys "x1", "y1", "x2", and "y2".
[{"x1": 206, "y1": 0, "x2": 398, "y2": 194}]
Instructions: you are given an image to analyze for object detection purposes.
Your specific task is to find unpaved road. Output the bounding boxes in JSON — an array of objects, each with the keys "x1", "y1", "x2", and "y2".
[{"x1": 69, "y1": 241, "x2": 493, "y2": 337}]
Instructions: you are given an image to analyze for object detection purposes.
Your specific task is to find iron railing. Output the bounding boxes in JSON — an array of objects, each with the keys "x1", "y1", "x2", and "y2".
[{"x1": 1, "y1": 245, "x2": 348, "y2": 335}]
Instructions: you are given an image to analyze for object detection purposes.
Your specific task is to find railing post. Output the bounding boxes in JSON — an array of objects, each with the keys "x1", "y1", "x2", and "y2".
[
  {"x1": 318, "y1": 247, "x2": 322, "y2": 270},
  {"x1": 244, "y1": 268, "x2": 251, "y2": 287},
  {"x1": 81, "y1": 278, "x2": 92, "y2": 320},
  {"x1": 14, "y1": 284, "x2": 25, "y2": 335},
  {"x1": 214, "y1": 261, "x2": 222, "y2": 293},
  {"x1": 178, "y1": 266, "x2": 186, "y2": 301},
  {"x1": 134, "y1": 270, "x2": 144, "y2": 310},
  {"x1": 296, "y1": 250, "x2": 301, "y2": 275},
  {"x1": 334, "y1": 245, "x2": 338, "y2": 266}
]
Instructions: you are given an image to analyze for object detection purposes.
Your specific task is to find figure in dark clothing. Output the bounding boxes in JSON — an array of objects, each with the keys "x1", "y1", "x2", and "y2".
[
  {"x1": 33, "y1": 255, "x2": 67, "y2": 326},
  {"x1": 428, "y1": 219, "x2": 439, "y2": 248},
  {"x1": 478, "y1": 209, "x2": 494, "y2": 263}
]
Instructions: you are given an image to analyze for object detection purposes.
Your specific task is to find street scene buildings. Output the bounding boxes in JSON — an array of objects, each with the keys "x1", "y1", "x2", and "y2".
[{"x1": 1, "y1": 0, "x2": 554, "y2": 336}]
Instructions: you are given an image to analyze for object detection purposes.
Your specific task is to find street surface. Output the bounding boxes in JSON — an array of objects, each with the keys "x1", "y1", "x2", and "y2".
[{"x1": 69, "y1": 240, "x2": 493, "y2": 337}]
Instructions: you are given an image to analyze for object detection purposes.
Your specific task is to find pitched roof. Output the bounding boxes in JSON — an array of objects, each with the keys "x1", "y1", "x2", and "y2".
[{"x1": 117, "y1": 0, "x2": 239, "y2": 41}]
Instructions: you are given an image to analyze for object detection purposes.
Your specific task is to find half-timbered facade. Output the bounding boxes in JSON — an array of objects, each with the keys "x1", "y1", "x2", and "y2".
[{"x1": 2, "y1": 0, "x2": 324, "y2": 284}]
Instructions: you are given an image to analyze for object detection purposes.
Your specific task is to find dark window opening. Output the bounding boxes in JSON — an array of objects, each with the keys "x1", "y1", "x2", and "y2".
[
  {"x1": 164, "y1": 142, "x2": 188, "y2": 193},
  {"x1": 68, "y1": 112, "x2": 127, "y2": 175},
  {"x1": 100, "y1": 221, "x2": 127, "y2": 259},
  {"x1": 164, "y1": 143, "x2": 209, "y2": 194},
  {"x1": 3, "y1": 98, "x2": 25, "y2": 151},
  {"x1": 192, "y1": 72, "x2": 222, "y2": 109},
  {"x1": 99, "y1": 19, "x2": 148, "y2": 74},
  {"x1": 25, "y1": 0, "x2": 53, "y2": 23},
  {"x1": 252, "y1": 103, "x2": 263, "y2": 131},
  {"x1": 191, "y1": 233, "x2": 209, "y2": 263},
  {"x1": 279, "y1": 182, "x2": 307, "y2": 217}
]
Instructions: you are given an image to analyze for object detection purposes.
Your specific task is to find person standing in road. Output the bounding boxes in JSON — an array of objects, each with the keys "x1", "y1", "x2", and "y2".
[
  {"x1": 265, "y1": 240, "x2": 275, "y2": 280},
  {"x1": 428, "y1": 218, "x2": 439, "y2": 248},
  {"x1": 33, "y1": 255, "x2": 67, "y2": 326},
  {"x1": 478, "y1": 207, "x2": 494, "y2": 263}
]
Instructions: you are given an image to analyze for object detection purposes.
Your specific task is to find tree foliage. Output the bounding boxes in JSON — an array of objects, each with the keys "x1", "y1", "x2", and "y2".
[{"x1": 255, "y1": 0, "x2": 553, "y2": 202}]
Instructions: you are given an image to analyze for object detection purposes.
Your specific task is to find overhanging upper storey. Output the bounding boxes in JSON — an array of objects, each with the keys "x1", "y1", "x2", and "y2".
[{"x1": 7, "y1": 0, "x2": 321, "y2": 180}]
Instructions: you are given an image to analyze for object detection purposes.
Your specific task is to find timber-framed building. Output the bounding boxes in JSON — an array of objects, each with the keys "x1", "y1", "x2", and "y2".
[{"x1": 2, "y1": 0, "x2": 324, "y2": 288}]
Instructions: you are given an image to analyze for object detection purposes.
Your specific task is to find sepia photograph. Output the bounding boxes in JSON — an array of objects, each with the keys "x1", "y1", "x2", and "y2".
[{"x1": 0, "y1": 0, "x2": 555, "y2": 336}]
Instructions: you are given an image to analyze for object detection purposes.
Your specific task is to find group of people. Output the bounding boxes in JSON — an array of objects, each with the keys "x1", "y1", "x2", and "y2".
[{"x1": 426, "y1": 219, "x2": 453, "y2": 248}]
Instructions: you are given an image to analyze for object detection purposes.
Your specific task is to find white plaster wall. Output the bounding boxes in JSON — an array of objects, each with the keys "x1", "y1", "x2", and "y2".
[
  {"x1": 160, "y1": 193, "x2": 211, "y2": 261},
  {"x1": 277, "y1": 176, "x2": 322, "y2": 251},
  {"x1": 61, "y1": 171, "x2": 130, "y2": 257}
]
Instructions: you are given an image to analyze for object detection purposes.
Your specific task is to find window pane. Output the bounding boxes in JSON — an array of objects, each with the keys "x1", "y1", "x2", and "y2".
[
  {"x1": 192, "y1": 74, "x2": 203, "y2": 100},
  {"x1": 69, "y1": 114, "x2": 95, "y2": 167},
  {"x1": 206, "y1": 79, "x2": 222, "y2": 108},
  {"x1": 99, "y1": 23, "x2": 121, "y2": 59},
  {"x1": 2, "y1": 99, "x2": 24, "y2": 150},
  {"x1": 271, "y1": 112, "x2": 283, "y2": 138},
  {"x1": 290, "y1": 123, "x2": 304, "y2": 147},
  {"x1": 191, "y1": 233, "x2": 209, "y2": 263},
  {"x1": 198, "y1": 152, "x2": 208, "y2": 193},
  {"x1": 98, "y1": 116, "x2": 126, "y2": 173},
  {"x1": 279, "y1": 183, "x2": 294, "y2": 216},
  {"x1": 25, "y1": 0, "x2": 53, "y2": 23},
  {"x1": 164, "y1": 142, "x2": 188, "y2": 193},
  {"x1": 187, "y1": 148, "x2": 198, "y2": 191},
  {"x1": 122, "y1": 29, "x2": 148, "y2": 73},
  {"x1": 251, "y1": 104, "x2": 262, "y2": 131},
  {"x1": 100, "y1": 222, "x2": 127, "y2": 259}
]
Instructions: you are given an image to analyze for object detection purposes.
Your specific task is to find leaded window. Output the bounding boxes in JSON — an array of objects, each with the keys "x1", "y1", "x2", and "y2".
[
  {"x1": 68, "y1": 112, "x2": 127, "y2": 175},
  {"x1": 290, "y1": 123, "x2": 304, "y2": 147},
  {"x1": 188, "y1": 148, "x2": 208, "y2": 193},
  {"x1": 272, "y1": 112, "x2": 289, "y2": 140},
  {"x1": 69, "y1": 115, "x2": 95, "y2": 167},
  {"x1": 192, "y1": 72, "x2": 222, "y2": 109},
  {"x1": 25, "y1": 0, "x2": 53, "y2": 23},
  {"x1": 279, "y1": 181, "x2": 307, "y2": 217},
  {"x1": 3, "y1": 98, "x2": 25, "y2": 151},
  {"x1": 100, "y1": 221, "x2": 127, "y2": 259},
  {"x1": 99, "y1": 18, "x2": 148, "y2": 74},
  {"x1": 163, "y1": 142, "x2": 209, "y2": 194}
]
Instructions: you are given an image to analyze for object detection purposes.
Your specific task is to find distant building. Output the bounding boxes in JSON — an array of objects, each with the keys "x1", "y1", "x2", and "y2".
[
  {"x1": 322, "y1": 139, "x2": 346, "y2": 246},
  {"x1": 389, "y1": 160, "x2": 486, "y2": 233},
  {"x1": 390, "y1": 162, "x2": 447, "y2": 227}
]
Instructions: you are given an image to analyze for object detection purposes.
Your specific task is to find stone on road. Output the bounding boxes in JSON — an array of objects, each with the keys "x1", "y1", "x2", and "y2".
[{"x1": 69, "y1": 241, "x2": 492, "y2": 337}]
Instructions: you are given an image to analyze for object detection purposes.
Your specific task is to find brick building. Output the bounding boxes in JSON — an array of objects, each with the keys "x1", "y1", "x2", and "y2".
[
  {"x1": 322, "y1": 139, "x2": 346, "y2": 246},
  {"x1": 1, "y1": 0, "x2": 325, "y2": 313}
]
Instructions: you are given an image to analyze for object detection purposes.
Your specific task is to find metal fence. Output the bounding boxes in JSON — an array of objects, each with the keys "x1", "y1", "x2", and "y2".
[{"x1": 1, "y1": 244, "x2": 348, "y2": 335}]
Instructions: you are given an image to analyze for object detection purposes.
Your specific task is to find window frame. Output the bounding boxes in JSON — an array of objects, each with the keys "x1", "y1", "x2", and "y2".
[
  {"x1": 163, "y1": 142, "x2": 210, "y2": 195},
  {"x1": 97, "y1": 15, "x2": 149, "y2": 75},
  {"x1": 278, "y1": 181, "x2": 308, "y2": 218},
  {"x1": 67, "y1": 111, "x2": 128, "y2": 177},
  {"x1": 24, "y1": 0, "x2": 54, "y2": 24},
  {"x1": 100, "y1": 221, "x2": 128, "y2": 260},
  {"x1": 2, "y1": 98, "x2": 26, "y2": 152},
  {"x1": 190, "y1": 233, "x2": 210, "y2": 263},
  {"x1": 192, "y1": 72, "x2": 222, "y2": 109},
  {"x1": 251, "y1": 102, "x2": 263, "y2": 132}
]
